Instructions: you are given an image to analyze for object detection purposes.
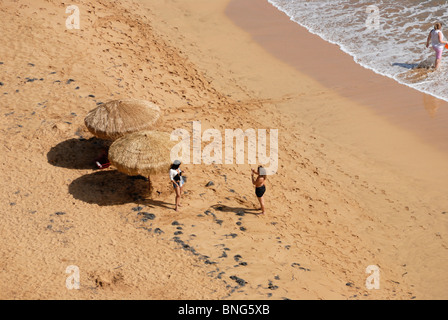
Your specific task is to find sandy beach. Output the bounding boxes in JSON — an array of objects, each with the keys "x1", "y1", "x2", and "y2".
[{"x1": 1, "y1": 0, "x2": 447, "y2": 300}]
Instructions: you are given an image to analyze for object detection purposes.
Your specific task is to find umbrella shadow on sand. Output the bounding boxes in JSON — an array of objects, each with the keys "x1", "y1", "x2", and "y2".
[
  {"x1": 69, "y1": 170, "x2": 172, "y2": 208},
  {"x1": 47, "y1": 137, "x2": 111, "y2": 170}
]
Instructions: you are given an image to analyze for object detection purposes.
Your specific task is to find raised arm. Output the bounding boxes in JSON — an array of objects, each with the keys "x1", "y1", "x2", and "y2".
[{"x1": 251, "y1": 169, "x2": 257, "y2": 185}]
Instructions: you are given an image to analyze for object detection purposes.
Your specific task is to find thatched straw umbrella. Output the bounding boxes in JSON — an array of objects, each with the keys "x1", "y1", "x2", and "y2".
[
  {"x1": 84, "y1": 99, "x2": 161, "y2": 141},
  {"x1": 108, "y1": 130, "x2": 177, "y2": 194}
]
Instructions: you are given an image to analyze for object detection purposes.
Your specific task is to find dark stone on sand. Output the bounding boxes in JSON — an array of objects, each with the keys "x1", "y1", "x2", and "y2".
[
  {"x1": 55, "y1": 211, "x2": 66, "y2": 215},
  {"x1": 25, "y1": 78, "x2": 39, "y2": 83},
  {"x1": 234, "y1": 255, "x2": 242, "y2": 261},
  {"x1": 75, "y1": 86, "x2": 80, "y2": 90},
  {"x1": 204, "y1": 210, "x2": 216, "y2": 218},
  {"x1": 215, "y1": 219, "x2": 223, "y2": 225},
  {"x1": 174, "y1": 231, "x2": 183, "y2": 235},
  {"x1": 225, "y1": 233, "x2": 238, "y2": 239},
  {"x1": 154, "y1": 228, "x2": 164, "y2": 235},
  {"x1": 132, "y1": 206, "x2": 143, "y2": 212},
  {"x1": 96, "y1": 102, "x2": 103, "y2": 105},
  {"x1": 5, "y1": 111, "x2": 14, "y2": 116},
  {"x1": 346, "y1": 282, "x2": 354, "y2": 287},
  {"x1": 49, "y1": 71, "x2": 56, "y2": 74},
  {"x1": 229, "y1": 189, "x2": 235, "y2": 193},
  {"x1": 171, "y1": 221, "x2": 180, "y2": 226},
  {"x1": 176, "y1": 226, "x2": 182, "y2": 230},
  {"x1": 218, "y1": 251, "x2": 228, "y2": 258},
  {"x1": 10, "y1": 202, "x2": 16, "y2": 206},
  {"x1": 235, "y1": 211, "x2": 245, "y2": 216},
  {"x1": 230, "y1": 275, "x2": 247, "y2": 287},
  {"x1": 236, "y1": 221, "x2": 242, "y2": 226},
  {"x1": 138, "y1": 212, "x2": 155, "y2": 221},
  {"x1": 28, "y1": 63, "x2": 35, "y2": 67},
  {"x1": 88, "y1": 94, "x2": 95, "y2": 98},
  {"x1": 66, "y1": 79, "x2": 75, "y2": 84},
  {"x1": 205, "y1": 181, "x2": 214, "y2": 187},
  {"x1": 239, "y1": 227, "x2": 247, "y2": 232},
  {"x1": 268, "y1": 281, "x2": 278, "y2": 290},
  {"x1": 239, "y1": 262, "x2": 247, "y2": 266}
]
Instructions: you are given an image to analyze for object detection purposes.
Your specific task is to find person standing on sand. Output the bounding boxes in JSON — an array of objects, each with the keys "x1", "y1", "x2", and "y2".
[
  {"x1": 426, "y1": 22, "x2": 448, "y2": 70},
  {"x1": 169, "y1": 160, "x2": 184, "y2": 211},
  {"x1": 251, "y1": 166, "x2": 266, "y2": 215}
]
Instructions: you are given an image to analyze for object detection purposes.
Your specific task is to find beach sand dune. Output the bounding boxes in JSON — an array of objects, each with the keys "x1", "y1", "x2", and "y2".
[{"x1": 1, "y1": 0, "x2": 447, "y2": 299}]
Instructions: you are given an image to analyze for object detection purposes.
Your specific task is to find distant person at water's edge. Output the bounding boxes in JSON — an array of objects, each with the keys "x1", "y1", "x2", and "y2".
[{"x1": 426, "y1": 22, "x2": 448, "y2": 70}]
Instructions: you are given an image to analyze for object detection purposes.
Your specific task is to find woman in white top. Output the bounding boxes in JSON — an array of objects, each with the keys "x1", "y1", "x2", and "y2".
[
  {"x1": 426, "y1": 22, "x2": 448, "y2": 70},
  {"x1": 169, "y1": 160, "x2": 184, "y2": 211}
]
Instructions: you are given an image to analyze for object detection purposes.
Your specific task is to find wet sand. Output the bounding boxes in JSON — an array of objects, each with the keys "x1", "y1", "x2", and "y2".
[{"x1": 227, "y1": 0, "x2": 448, "y2": 153}]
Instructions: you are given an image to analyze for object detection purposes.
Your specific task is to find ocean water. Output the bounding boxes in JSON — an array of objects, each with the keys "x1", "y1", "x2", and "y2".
[{"x1": 267, "y1": 0, "x2": 448, "y2": 102}]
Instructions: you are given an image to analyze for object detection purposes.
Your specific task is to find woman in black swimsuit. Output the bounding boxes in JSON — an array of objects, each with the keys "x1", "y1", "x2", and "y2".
[{"x1": 251, "y1": 166, "x2": 266, "y2": 215}]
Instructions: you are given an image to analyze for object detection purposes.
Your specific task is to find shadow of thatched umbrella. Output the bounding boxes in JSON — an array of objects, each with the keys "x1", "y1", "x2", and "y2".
[
  {"x1": 47, "y1": 137, "x2": 111, "y2": 169},
  {"x1": 68, "y1": 170, "x2": 150, "y2": 206}
]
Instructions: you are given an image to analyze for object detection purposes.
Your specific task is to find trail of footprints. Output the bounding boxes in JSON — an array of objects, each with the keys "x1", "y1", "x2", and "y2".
[{"x1": 119, "y1": 203, "x2": 311, "y2": 299}]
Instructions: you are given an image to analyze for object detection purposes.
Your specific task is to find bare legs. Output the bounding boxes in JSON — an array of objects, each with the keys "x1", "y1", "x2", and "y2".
[
  {"x1": 435, "y1": 57, "x2": 442, "y2": 70},
  {"x1": 174, "y1": 185, "x2": 182, "y2": 211},
  {"x1": 257, "y1": 196, "x2": 265, "y2": 215}
]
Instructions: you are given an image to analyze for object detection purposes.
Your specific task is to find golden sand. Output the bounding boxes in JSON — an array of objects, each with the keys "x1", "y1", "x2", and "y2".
[{"x1": 0, "y1": 0, "x2": 447, "y2": 299}]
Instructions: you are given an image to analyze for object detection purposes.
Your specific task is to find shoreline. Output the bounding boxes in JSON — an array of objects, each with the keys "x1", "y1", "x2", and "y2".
[{"x1": 226, "y1": 0, "x2": 448, "y2": 154}]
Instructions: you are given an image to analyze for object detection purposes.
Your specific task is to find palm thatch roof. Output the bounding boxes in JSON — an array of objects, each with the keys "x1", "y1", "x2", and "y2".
[
  {"x1": 108, "y1": 130, "x2": 177, "y2": 177},
  {"x1": 84, "y1": 99, "x2": 161, "y2": 140}
]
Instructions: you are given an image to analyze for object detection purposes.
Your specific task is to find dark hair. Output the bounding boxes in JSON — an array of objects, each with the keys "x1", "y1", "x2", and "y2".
[
  {"x1": 170, "y1": 162, "x2": 181, "y2": 170},
  {"x1": 435, "y1": 22, "x2": 443, "y2": 30}
]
